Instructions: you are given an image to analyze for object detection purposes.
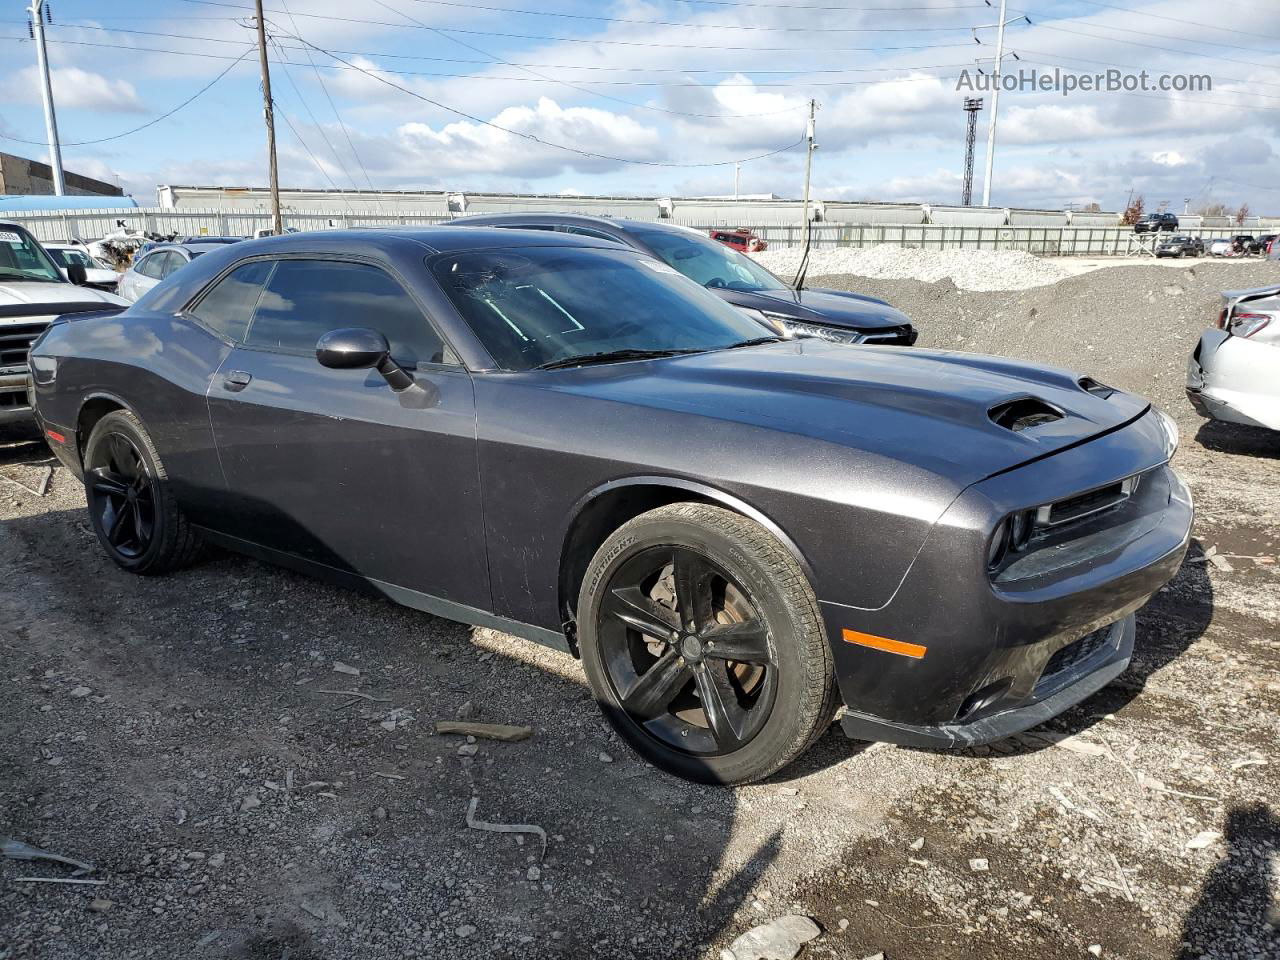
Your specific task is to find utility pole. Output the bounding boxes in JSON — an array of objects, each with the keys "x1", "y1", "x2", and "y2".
[
  {"x1": 27, "y1": 0, "x2": 65, "y2": 196},
  {"x1": 253, "y1": 0, "x2": 283, "y2": 236},
  {"x1": 973, "y1": 0, "x2": 1029, "y2": 207},
  {"x1": 799, "y1": 99, "x2": 817, "y2": 238},
  {"x1": 734, "y1": 162, "x2": 740, "y2": 200},
  {"x1": 961, "y1": 98, "x2": 983, "y2": 206}
]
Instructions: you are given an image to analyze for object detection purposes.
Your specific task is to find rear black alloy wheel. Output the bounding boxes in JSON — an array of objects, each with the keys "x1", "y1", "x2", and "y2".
[
  {"x1": 87, "y1": 432, "x2": 155, "y2": 560},
  {"x1": 579, "y1": 503, "x2": 838, "y2": 785},
  {"x1": 83, "y1": 409, "x2": 203, "y2": 575}
]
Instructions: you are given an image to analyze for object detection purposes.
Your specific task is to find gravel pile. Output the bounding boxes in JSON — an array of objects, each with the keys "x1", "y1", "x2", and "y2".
[
  {"x1": 812, "y1": 260, "x2": 1280, "y2": 419},
  {"x1": 753, "y1": 245, "x2": 1074, "y2": 291}
]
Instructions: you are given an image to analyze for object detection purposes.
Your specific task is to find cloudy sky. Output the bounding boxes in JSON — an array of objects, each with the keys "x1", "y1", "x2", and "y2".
[{"x1": 0, "y1": 0, "x2": 1277, "y2": 212}]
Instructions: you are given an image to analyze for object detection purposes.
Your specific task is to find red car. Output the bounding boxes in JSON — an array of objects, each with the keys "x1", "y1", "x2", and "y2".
[{"x1": 709, "y1": 228, "x2": 768, "y2": 253}]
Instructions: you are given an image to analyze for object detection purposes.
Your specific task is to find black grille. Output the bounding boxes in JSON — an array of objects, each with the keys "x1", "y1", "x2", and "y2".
[
  {"x1": 0, "y1": 390, "x2": 28, "y2": 409},
  {"x1": 1047, "y1": 480, "x2": 1128, "y2": 525},
  {"x1": 0, "y1": 322, "x2": 48, "y2": 368},
  {"x1": 1041, "y1": 628, "x2": 1110, "y2": 681}
]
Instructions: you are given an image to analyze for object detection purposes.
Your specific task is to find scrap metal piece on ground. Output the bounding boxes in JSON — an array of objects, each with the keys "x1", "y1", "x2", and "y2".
[
  {"x1": 465, "y1": 796, "x2": 547, "y2": 860},
  {"x1": 435, "y1": 721, "x2": 534, "y2": 742},
  {"x1": 721, "y1": 915, "x2": 821, "y2": 960},
  {"x1": 2, "y1": 838, "x2": 95, "y2": 875}
]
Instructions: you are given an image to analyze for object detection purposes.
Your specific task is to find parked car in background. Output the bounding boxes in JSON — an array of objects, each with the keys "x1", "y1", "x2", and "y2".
[
  {"x1": 709, "y1": 228, "x2": 767, "y2": 253},
  {"x1": 446, "y1": 213, "x2": 917, "y2": 345},
  {"x1": 1270, "y1": 239, "x2": 1280, "y2": 260},
  {"x1": 29, "y1": 227, "x2": 1191, "y2": 783},
  {"x1": 1259, "y1": 234, "x2": 1277, "y2": 255},
  {"x1": 1187, "y1": 284, "x2": 1280, "y2": 432},
  {"x1": 42, "y1": 242, "x2": 120, "y2": 293},
  {"x1": 1232, "y1": 235, "x2": 1260, "y2": 255},
  {"x1": 1155, "y1": 235, "x2": 1204, "y2": 258},
  {"x1": 117, "y1": 243, "x2": 213, "y2": 303},
  {"x1": 1209, "y1": 238, "x2": 1235, "y2": 257},
  {"x1": 253, "y1": 226, "x2": 301, "y2": 239},
  {"x1": 1134, "y1": 212, "x2": 1179, "y2": 234},
  {"x1": 0, "y1": 222, "x2": 126, "y2": 425}
]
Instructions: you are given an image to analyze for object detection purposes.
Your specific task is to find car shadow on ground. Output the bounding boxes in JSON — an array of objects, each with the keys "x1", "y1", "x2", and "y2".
[
  {"x1": 1193, "y1": 420, "x2": 1280, "y2": 459},
  {"x1": 1177, "y1": 803, "x2": 1280, "y2": 959},
  {"x1": 1, "y1": 501, "x2": 798, "y2": 959}
]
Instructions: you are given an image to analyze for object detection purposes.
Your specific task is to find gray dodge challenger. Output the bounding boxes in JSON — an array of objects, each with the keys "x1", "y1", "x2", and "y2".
[{"x1": 28, "y1": 228, "x2": 1193, "y2": 784}]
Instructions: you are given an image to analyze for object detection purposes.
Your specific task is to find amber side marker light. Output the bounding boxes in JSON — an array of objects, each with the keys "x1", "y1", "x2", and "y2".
[
  {"x1": 45, "y1": 429, "x2": 66, "y2": 445},
  {"x1": 842, "y1": 628, "x2": 927, "y2": 660}
]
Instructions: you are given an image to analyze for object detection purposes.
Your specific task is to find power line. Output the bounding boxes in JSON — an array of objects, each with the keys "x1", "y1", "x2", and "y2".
[
  {"x1": 268, "y1": 34, "x2": 361, "y2": 190},
  {"x1": 277, "y1": 0, "x2": 375, "y2": 189},
  {"x1": 271, "y1": 29, "x2": 809, "y2": 168},
  {"x1": 0, "y1": 43, "x2": 255, "y2": 147},
  {"x1": 398, "y1": 0, "x2": 977, "y2": 32},
  {"x1": 179, "y1": 1, "x2": 978, "y2": 52},
  {"x1": 1042, "y1": 0, "x2": 1280, "y2": 44},
  {"x1": 365, "y1": 0, "x2": 803, "y2": 119}
]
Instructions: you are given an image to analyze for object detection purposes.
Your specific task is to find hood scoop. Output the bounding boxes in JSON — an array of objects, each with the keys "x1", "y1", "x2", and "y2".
[{"x1": 989, "y1": 396, "x2": 1064, "y2": 433}]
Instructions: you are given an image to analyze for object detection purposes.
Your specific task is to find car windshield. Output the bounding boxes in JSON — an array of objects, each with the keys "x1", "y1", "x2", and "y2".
[
  {"x1": 629, "y1": 227, "x2": 789, "y2": 293},
  {"x1": 432, "y1": 246, "x2": 768, "y2": 371},
  {"x1": 50, "y1": 248, "x2": 96, "y2": 269},
  {"x1": 0, "y1": 226, "x2": 65, "y2": 283}
]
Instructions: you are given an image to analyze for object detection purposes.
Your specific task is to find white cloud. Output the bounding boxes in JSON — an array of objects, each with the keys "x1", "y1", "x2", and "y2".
[{"x1": 8, "y1": 66, "x2": 144, "y2": 113}]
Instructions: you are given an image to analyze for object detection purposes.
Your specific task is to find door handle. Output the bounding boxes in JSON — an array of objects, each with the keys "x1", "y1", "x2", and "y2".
[{"x1": 223, "y1": 370, "x2": 252, "y2": 391}]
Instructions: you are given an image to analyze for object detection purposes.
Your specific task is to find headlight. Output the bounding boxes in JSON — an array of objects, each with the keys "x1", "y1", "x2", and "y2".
[
  {"x1": 1155, "y1": 408, "x2": 1179, "y2": 460},
  {"x1": 778, "y1": 319, "x2": 863, "y2": 344},
  {"x1": 986, "y1": 518, "x2": 1011, "y2": 571},
  {"x1": 736, "y1": 307, "x2": 791, "y2": 337}
]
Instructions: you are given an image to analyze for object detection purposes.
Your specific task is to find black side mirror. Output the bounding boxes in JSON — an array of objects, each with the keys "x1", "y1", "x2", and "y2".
[
  {"x1": 67, "y1": 262, "x2": 87, "y2": 286},
  {"x1": 316, "y1": 327, "x2": 414, "y2": 391}
]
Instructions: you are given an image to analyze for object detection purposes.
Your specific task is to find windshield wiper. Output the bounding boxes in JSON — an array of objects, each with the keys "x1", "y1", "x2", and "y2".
[
  {"x1": 535, "y1": 348, "x2": 703, "y2": 370},
  {"x1": 725, "y1": 336, "x2": 785, "y2": 349}
]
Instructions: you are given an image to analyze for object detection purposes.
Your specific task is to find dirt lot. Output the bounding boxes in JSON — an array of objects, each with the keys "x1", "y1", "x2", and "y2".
[{"x1": 2, "y1": 261, "x2": 1278, "y2": 960}]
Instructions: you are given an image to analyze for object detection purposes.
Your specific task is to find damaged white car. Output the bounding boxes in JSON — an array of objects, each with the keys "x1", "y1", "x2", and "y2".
[{"x1": 1187, "y1": 284, "x2": 1280, "y2": 432}]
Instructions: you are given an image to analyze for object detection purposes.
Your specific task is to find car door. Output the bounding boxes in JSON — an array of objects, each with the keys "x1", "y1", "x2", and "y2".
[{"x1": 204, "y1": 255, "x2": 490, "y2": 610}]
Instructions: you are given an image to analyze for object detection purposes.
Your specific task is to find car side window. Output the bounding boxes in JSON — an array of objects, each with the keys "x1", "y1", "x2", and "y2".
[
  {"x1": 134, "y1": 254, "x2": 161, "y2": 279},
  {"x1": 187, "y1": 260, "x2": 274, "y2": 342},
  {"x1": 158, "y1": 252, "x2": 187, "y2": 279},
  {"x1": 244, "y1": 259, "x2": 446, "y2": 365}
]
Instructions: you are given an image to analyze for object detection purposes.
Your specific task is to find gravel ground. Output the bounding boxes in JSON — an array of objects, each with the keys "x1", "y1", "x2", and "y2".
[{"x1": 2, "y1": 261, "x2": 1278, "y2": 960}]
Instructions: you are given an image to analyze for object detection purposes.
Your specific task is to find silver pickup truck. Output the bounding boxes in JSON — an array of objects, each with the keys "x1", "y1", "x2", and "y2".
[{"x1": 1, "y1": 221, "x2": 128, "y2": 426}]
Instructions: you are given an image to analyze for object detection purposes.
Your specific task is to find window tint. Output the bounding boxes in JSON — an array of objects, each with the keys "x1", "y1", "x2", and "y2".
[
  {"x1": 188, "y1": 260, "x2": 273, "y2": 342},
  {"x1": 246, "y1": 259, "x2": 445, "y2": 364}
]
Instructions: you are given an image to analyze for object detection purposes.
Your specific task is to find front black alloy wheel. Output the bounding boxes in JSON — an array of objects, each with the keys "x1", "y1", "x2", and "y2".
[
  {"x1": 596, "y1": 545, "x2": 778, "y2": 758},
  {"x1": 578, "y1": 503, "x2": 838, "y2": 785},
  {"x1": 83, "y1": 409, "x2": 203, "y2": 575}
]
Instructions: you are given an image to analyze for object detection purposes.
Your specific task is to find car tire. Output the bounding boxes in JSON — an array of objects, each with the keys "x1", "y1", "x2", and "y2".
[
  {"x1": 577, "y1": 502, "x2": 838, "y2": 785},
  {"x1": 83, "y1": 409, "x2": 203, "y2": 575}
]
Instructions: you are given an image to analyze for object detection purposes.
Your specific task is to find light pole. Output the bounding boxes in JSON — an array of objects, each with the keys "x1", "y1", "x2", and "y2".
[{"x1": 27, "y1": 0, "x2": 65, "y2": 195}]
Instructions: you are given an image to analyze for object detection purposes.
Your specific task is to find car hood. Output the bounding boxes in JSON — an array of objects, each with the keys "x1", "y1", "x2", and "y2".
[
  {"x1": 0, "y1": 280, "x2": 127, "y2": 309},
  {"x1": 547, "y1": 340, "x2": 1150, "y2": 487},
  {"x1": 717, "y1": 286, "x2": 911, "y2": 331}
]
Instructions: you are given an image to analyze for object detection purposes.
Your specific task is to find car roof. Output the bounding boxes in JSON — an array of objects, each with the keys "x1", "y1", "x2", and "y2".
[{"x1": 446, "y1": 212, "x2": 701, "y2": 239}]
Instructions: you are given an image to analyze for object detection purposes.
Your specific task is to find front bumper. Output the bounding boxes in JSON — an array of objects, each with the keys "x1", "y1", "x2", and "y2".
[
  {"x1": 822, "y1": 411, "x2": 1193, "y2": 748},
  {"x1": 840, "y1": 617, "x2": 1134, "y2": 747}
]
